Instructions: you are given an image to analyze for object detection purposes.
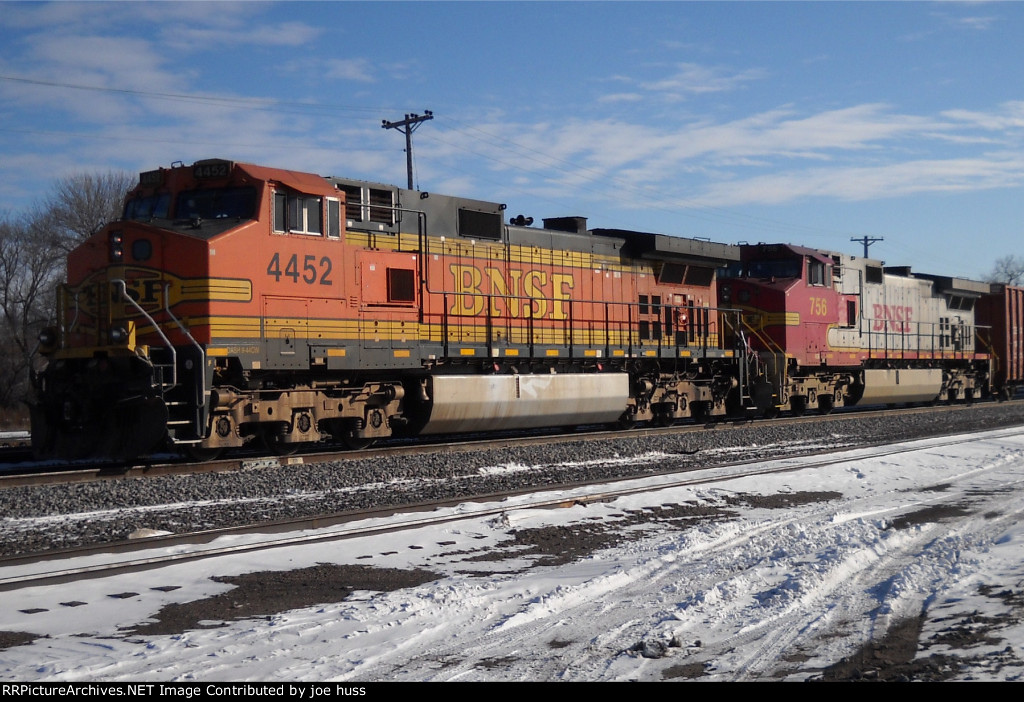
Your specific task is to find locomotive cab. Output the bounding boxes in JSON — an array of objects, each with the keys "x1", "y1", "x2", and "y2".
[{"x1": 32, "y1": 159, "x2": 345, "y2": 459}]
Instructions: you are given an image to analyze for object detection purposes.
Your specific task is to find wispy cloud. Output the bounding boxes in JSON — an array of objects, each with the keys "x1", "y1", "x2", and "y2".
[
  {"x1": 641, "y1": 62, "x2": 767, "y2": 96},
  {"x1": 597, "y1": 93, "x2": 644, "y2": 104},
  {"x1": 945, "y1": 14, "x2": 998, "y2": 31},
  {"x1": 694, "y1": 153, "x2": 1024, "y2": 207},
  {"x1": 323, "y1": 58, "x2": 377, "y2": 83},
  {"x1": 595, "y1": 61, "x2": 766, "y2": 104},
  {"x1": 161, "y1": 21, "x2": 322, "y2": 51},
  {"x1": 439, "y1": 99, "x2": 1024, "y2": 213}
]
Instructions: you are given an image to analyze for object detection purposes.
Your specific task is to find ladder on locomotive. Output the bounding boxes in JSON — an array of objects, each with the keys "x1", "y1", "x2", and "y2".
[
  {"x1": 151, "y1": 346, "x2": 207, "y2": 444},
  {"x1": 109, "y1": 278, "x2": 208, "y2": 445}
]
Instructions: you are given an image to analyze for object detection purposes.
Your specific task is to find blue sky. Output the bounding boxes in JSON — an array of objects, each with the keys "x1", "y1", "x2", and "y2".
[{"x1": 1, "y1": 1, "x2": 1023, "y2": 279}]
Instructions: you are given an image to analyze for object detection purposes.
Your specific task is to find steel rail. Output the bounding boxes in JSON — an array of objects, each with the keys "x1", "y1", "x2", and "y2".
[
  {"x1": 3, "y1": 425, "x2": 1021, "y2": 592},
  {"x1": 1, "y1": 400, "x2": 1020, "y2": 488}
]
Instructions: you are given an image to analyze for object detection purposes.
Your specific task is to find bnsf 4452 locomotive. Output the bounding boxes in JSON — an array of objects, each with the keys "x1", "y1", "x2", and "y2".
[{"x1": 31, "y1": 159, "x2": 748, "y2": 460}]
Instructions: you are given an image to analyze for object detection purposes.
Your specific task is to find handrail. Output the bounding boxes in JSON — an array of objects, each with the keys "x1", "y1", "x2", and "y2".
[
  {"x1": 741, "y1": 314, "x2": 786, "y2": 356},
  {"x1": 161, "y1": 282, "x2": 208, "y2": 424},
  {"x1": 111, "y1": 279, "x2": 177, "y2": 388}
]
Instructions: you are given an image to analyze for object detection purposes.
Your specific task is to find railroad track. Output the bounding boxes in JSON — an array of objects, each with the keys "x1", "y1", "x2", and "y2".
[
  {"x1": 2, "y1": 400, "x2": 1020, "y2": 489},
  {"x1": 4, "y1": 423, "x2": 1022, "y2": 593}
]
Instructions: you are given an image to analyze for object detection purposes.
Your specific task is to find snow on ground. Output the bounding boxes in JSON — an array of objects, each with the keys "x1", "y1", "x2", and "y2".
[{"x1": 3, "y1": 427, "x2": 1024, "y2": 681}]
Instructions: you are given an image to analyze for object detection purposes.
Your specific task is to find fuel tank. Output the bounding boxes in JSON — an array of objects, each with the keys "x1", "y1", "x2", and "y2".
[{"x1": 421, "y1": 373, "x2": 630, "y2": 434}]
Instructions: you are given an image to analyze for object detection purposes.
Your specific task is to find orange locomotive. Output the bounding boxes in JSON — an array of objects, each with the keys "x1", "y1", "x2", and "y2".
[{"x1": 32, "y1": 159, "x2": 745, "y2": 460}]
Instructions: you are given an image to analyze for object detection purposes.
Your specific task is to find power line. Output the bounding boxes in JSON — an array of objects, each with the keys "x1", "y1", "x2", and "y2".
[
  {"x1": 0, "y1": 73, "x2": 397, "y2": 118},
  {"x1": 0, "y1": 126, "x2": 394, "y2": 152},
  {"x1": 381, "y1": 111, "x2": 433, "y2": 190},
  {"x1": 0, "y1": 72, "x2": 889, "y2": 246}
]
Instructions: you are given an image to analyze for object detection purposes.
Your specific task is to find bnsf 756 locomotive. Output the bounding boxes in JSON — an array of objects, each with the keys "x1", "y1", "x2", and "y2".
[
  {"x1": 31, "y1": 159, "x2": 746, "y2": 459},
  {"x1": 720, "y1": 243, "x2": 1021, "y2": 415}
]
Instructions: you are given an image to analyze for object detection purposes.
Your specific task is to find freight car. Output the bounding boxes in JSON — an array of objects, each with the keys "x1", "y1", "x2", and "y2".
[
  {"x1": 977, "y1": 283, "x2": 1024, "y2": 399},
  {"x1": 719, "y1": 243, "x2": 1007, "y2": 415},
  {"x1": 30, "y1": 159, "x2": 746, "y2": 460}
]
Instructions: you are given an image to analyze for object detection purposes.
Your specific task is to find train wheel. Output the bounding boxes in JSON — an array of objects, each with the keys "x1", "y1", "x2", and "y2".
[
  {"x1": 653, "y1": 411, "x2": 675, "y2": 427},
  {"x1": 342, "y1": 434, "x2": 375, "y2": 450},
  {"x1": 616, "y1": 411, "x2": 637, "y2": 430},
  {"x1": 691, "y1": 402, "x2": 712, "y2": 424},
  {"x1": 790, "y1": 397, "x2": 807, "y2": 416},
  {"x1": 818, "y1": 395, "x2": 834, "y2": 415},
  {"x1": 185, "y1": 445, "x2": 224, "y2": 462},
  {"x1": 263, "y1": 431, "x2": 299, "y2": 456}
]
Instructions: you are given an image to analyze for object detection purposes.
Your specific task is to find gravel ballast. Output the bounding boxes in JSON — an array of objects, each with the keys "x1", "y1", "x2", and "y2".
[{"x1": 2, "y1": 403, "x2": 1022, "y2": 557}]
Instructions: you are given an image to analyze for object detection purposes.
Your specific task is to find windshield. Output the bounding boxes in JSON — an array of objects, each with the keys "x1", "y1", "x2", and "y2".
[
  {"x1": 124, "y1": 193, "x2": 171, "y2": 221},
  {"x1": 744, "y1": 259, "x2": 802, "y2": 279},
  {"x1": 174, "y1": 187, "x2": 256, "y2": 221},
  {"x1": 719, "y1": 259, "x2": 803, "y2": 279}
]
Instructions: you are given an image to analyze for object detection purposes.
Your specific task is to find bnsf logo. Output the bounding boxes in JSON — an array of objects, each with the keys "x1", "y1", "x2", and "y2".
[
  {"x1": 449, "y1": 264, "x2": 575, "y2": 320},
  {"x1": 872, "y1": 304, "x2": 913, "y2": 333},
  {"x1": 69, "y1": 267, "x2": 252, "y2": 318}
]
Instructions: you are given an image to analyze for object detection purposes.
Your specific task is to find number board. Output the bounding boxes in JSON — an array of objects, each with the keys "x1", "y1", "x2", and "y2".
[
  {"x1": 193, "y1": 160, "x2": 233, "y2": 180},
  {"x1": 138, "y1": 170, "x2": 164, "y2": 187}
]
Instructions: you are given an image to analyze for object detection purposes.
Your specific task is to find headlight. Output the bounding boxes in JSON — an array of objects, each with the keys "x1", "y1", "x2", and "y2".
[{"x1": 38, "y1": 327, "x2": 57, "y2": 347}]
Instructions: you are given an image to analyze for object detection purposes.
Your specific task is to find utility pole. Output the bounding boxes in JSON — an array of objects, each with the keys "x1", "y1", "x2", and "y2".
[
  {"x1": 382, "y1": 110, "x2": 434, "y2": 189},
  {"x1": 851, "y1": 235, "x2": 884, "y2": 259}
]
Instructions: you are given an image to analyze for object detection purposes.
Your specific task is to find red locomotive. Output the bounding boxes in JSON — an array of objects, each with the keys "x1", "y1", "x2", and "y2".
[
  {"x1": 720, "y1": 243, "x2": 1022, "y2": 414},
  {"x1": 31, "y1": 159, "x2": 743, "y2": 459}
]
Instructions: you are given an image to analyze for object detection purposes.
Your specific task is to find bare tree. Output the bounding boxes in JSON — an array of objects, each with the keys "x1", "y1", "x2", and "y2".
[
  {"x1": 986, "y1": 255, "x2": 1024, "y2": 286},
  {"x1": 43, "y1": 170, "x2": 135, "y2": 252},
  {"x1": 0, "y1": 213, "x2": 65, "y2": 407},
  {"x1": 0, "y1": 169, "x2": 133, "y2": 410}
]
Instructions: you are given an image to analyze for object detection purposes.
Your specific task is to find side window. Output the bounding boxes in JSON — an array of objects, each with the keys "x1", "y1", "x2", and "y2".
[
  {"x1": 808, "y1": 259, "x2": 826, "y2": 286},
  {"x1": 274, "y1": 192, "x2": 287, "y2": 232},
  {"x1": 305, "y1": 198, "x2": 322, "y2": 234},
  {"x1": 327, "y1": 198, "x2": 341, "y2": 238},
  {"x1": 273, "y1": 190, "x2": 323, "y2": 235}
]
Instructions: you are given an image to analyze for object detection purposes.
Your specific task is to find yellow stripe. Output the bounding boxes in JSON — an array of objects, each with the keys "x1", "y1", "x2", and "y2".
[
  {"x1": 145, "y1": 314, "x2": 724, "y2": 355},
  {"x1": 761, "y1": 312, "x2": 800, "y2": 326}
]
